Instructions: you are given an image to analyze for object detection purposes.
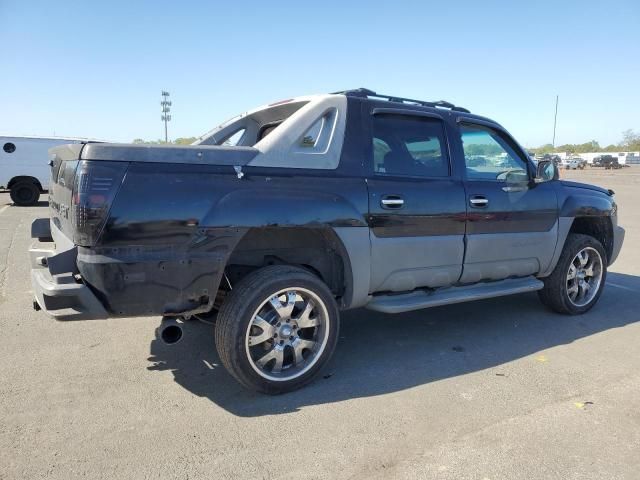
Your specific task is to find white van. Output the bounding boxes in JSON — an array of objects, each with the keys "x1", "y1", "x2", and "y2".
[{"x1": 1, "y1": 136, "x2": 95, "y2": 205}]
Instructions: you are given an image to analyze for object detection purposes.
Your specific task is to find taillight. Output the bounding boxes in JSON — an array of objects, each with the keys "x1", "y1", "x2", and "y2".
[{"x1": 71, "y1": 160, "x2": 128, "y2": 246}]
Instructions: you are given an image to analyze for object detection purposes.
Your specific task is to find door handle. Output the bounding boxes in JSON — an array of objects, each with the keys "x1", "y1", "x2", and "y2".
[
  {"x1": 381, "y1": 195, "x2": 404, "y2": 209},
  {"x1": 469, "y1": 195, "x2": 489, "y2": 208}
]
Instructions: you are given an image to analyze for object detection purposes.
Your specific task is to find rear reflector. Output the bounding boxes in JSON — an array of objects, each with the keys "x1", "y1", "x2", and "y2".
[{"x1": 72, "y1": 161, "x2": 128, "y2": 246}]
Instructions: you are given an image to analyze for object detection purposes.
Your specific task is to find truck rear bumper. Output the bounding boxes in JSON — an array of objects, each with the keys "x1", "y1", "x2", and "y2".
[
  {"x1": 29, "y1": 219, "x2": 108, "y2": 321},
  {"x1": 31, "y1": 268, "x2": 109, "y2": 320}
]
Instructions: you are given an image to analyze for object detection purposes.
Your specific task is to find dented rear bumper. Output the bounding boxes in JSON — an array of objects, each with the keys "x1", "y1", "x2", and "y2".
[
  {"x1": 30, "y1": 218, "x2": 240, "y2": 320},
  {"x1": 29, "y1": 219, "x2": 108, "y2": 320}
]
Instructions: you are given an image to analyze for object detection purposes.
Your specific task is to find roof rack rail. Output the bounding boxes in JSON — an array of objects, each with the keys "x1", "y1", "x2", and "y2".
[{"x1": 333, "y1": 88, "x2": 470, "y2": 113}]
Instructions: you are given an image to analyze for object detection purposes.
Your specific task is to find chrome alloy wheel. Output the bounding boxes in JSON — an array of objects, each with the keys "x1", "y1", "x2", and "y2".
[
  {"x1": 245, "y1": 287, "x2": 330, "y2": 381},
  {"x1": 566, "y1": 247, "x2": 603, "y2": 307}
]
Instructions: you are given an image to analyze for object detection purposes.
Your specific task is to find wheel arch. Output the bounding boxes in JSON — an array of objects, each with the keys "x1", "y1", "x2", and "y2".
[
  {"x1": 223, "y1": 226, "x2": 364, "y2": 309},
  {"x1": 568, "y1": 216, "x2": 614, "y2": 262},
  {"x1": 539, "y1": 214, "x2": 614, "y2": 278}
]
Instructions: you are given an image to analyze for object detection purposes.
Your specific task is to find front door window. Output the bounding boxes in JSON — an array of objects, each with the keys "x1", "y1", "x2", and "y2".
[{"x1": 460, "y1": 124, "x2": 528, "y2": 182}]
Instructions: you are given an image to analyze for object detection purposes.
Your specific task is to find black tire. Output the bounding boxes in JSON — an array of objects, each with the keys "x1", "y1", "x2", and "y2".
[
  {"x1": 538, "y1": 233, "x2": 607, "y2": 315},
  {"x1": 215, "y1": 265, "x2": 340, "y2": 394},
  {"x1": 10, "y1": 181, "x2": 40, "y2": 206}
]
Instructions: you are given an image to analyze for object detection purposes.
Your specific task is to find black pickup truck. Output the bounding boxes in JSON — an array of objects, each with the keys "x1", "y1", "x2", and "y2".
[
  {"x1": 30, "y1": 88, "x2": 625, "y2": 393},
  {"x1": 592, "y1": 155, "x2": 622, "y2": 169}
]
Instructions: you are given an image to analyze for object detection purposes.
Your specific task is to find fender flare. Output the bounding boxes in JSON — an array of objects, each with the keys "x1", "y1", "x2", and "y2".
[{"x1": 559, "y1": 193, "x2": 613, "y2": 218}]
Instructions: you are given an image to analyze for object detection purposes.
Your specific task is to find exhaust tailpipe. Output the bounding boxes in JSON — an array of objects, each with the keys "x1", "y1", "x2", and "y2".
[{"x1": 157, "y1": 317, "x2": 184, "y2": 345}]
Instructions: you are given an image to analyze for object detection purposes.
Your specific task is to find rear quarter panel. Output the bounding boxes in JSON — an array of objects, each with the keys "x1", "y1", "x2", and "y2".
[{"x1": 81, "y1": 162, "x2": 368, "y2": 316}]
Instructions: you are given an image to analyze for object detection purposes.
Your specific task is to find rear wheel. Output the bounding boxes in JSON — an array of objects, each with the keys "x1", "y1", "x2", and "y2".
[
  {"x1": 215, "y1": 265, "x2": 339, "y2": 394},
  {"x1": 10, "y1": 181, "x2": 40, "y2": 206},
  {"x1": 538, "y1": 233, "x2": 607, "y2": 314}
]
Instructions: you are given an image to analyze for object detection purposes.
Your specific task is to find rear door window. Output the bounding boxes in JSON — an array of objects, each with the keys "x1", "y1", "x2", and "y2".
[{"x1": 372, "y1": 114, "x2": 449, "y2": 177}]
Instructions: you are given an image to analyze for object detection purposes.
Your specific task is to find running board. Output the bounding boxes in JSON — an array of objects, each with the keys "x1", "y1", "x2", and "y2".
[{"x1": 365, "y1": 277, "x2": 544, "y2": 314}]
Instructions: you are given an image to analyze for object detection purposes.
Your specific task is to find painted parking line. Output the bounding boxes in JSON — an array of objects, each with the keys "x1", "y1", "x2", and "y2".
[
  {"x1": 607, "y1": 282, "x2": 638, "y2": 292},
  {"x1": 0, "y1": 205, "x2": 9, "y2": 216}
]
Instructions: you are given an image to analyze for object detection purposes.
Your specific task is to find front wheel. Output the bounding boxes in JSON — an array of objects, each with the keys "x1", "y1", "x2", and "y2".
[
  {"x1": 215, "y1": 265, "x2": 339, "y2": 394},
  {"x1": 538, "y1": 233, "x2": 607, "y2": 314}
]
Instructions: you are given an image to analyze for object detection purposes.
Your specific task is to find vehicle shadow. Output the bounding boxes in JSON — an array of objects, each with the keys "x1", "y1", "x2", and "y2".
[
  {"x1": 7, "y1": 200, "x2": 49, "y2": 208},
  {"x1": 147, "y1": 271, "x2": 640, "y2": 417}
]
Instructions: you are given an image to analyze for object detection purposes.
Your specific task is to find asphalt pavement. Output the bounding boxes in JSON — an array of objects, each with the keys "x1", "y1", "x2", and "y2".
[{"x1": 1, "y1": 168, "x2": 639, "y2": 479}]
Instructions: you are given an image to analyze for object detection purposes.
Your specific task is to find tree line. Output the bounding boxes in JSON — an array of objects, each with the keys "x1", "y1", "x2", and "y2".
[{"x1": 528, "y1": 129, "x2": 640, "y2": 154}]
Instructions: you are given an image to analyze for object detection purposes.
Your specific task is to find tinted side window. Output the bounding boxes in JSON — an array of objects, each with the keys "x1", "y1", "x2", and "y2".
[
  {"x1": 372, "y1": 114, "x2": 449, "y2": 177},
  {"x1": 460, "y1": 124, "x2": 528, "y2": 181}
]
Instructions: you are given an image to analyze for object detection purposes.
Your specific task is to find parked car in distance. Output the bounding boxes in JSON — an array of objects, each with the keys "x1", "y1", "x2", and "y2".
[
  {"x1": 591, "y1": 155, "x2": 622, "y2": 169},
  {"x1": 30, "y1": 88, "x2": 625, "y2": 394},
  {"x1": 565, "y1": 157, "x2": 586, "y2": 170},
  {"x1": 603, "y1": 155, "x2": 621, "y2": 169},
  {"x1": 0, "y1": 136, "x2": 98, "y2": 205}
]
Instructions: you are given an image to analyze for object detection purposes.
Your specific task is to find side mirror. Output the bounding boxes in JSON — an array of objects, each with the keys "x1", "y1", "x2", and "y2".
[{"x1": 535, "y1": 160, "x2": 558, "y2": 183}]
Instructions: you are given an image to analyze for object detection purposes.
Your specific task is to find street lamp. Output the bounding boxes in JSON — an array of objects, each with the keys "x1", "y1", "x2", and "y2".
[
  {"x1": 552, "y1": 95, "x2": 559, "y2": 147},
  {"x1": 161, "y1": 91, "x2": 172, "y2": 143}
]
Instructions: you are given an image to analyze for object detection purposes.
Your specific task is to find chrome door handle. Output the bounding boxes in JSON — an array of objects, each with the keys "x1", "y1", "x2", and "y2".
[
  {"x1": 381, "y1": 196, "x2": 404, "y2": 209},
  {"x1": 469, "y1": 196, "x2": 489, "y2": 207}
]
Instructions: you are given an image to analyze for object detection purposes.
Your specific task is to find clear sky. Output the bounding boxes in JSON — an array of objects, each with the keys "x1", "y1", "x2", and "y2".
[{"x1": 1, "y1": 0, "x2": 638, "y2": 148}]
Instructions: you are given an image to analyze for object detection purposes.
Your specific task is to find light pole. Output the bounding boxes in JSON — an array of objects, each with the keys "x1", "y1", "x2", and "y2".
[
  {"x1": 161, "y1": 91, "x2": 172, "y2": 143},
  {"x1": 552, "y1": 94, "x2": 559, "y2": 147}
]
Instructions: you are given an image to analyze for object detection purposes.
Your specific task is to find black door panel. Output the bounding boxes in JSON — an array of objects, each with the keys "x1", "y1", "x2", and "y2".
[
  {"x1": 369, "y1": 179, "x2": 466, "y2": 237},
  {"x1": 366, "y1": 109, "x2": 466, "y2": 293},
  {"x1": 369, "y1": 212, "x2": 466, "y2": 236},
  {"x1": 466, "y1": 182, "x2": 558, "y2": 234},
  {"x1": 454, "y1": 122, "x2": 560, "y2": 282},
  {"x1": 367, "y1": 177, "x2": 467, "y2": 291}
]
